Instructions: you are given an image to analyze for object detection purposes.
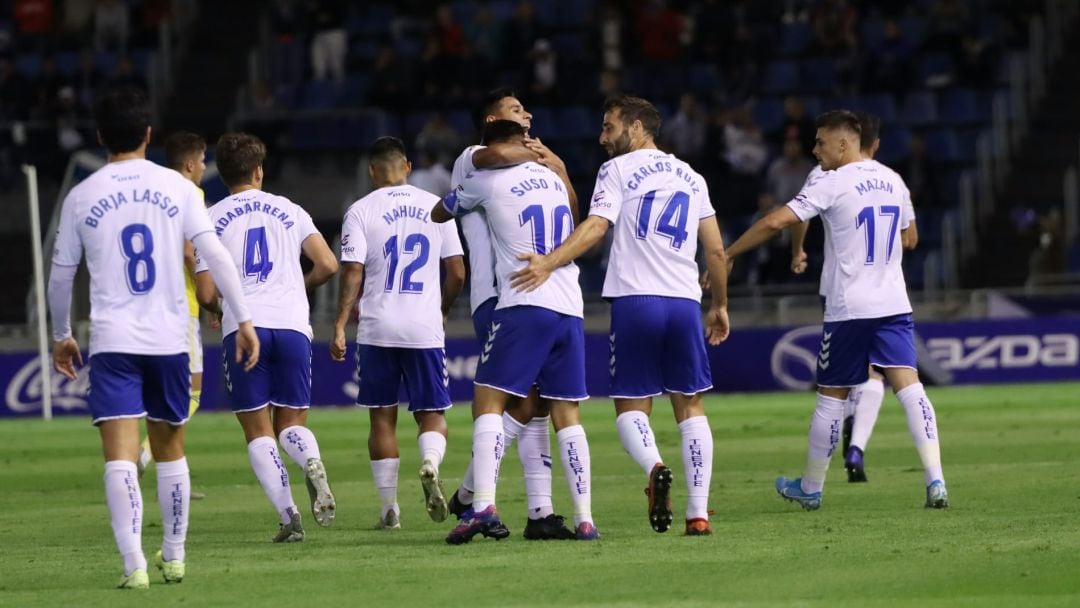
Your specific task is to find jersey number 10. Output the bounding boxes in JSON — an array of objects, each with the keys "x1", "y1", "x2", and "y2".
[{"x1": 519, "y1": 204, "x2": 573, "y2": 254}]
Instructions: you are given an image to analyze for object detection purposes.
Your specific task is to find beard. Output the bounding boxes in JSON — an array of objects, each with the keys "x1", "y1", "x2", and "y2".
[{"x1": 605, "y1": 130, "x2": 632, "y2": 157}]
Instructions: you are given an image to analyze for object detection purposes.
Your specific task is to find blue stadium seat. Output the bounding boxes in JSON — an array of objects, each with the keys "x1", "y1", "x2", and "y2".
[
  {"x1": 924, "y1": 129, "x2": 960, "y2": 163},
  {"x1": 301, "y1": 80, "x2": 339, "y2": 109},
  {"x1": 339, "y1": 75, "x2": 370, "y2": 107},
  {"x1": 877, "y1": 125, "x2": 911, "y2": 164},
  {"x1": 954, "y1": 128, "x2": 980, "y2": 164},
  {"x1": 1068, "y1": 241, "x2": 1080, "y2": 272},
  {"x1": 778, "y1": 23, "x2": 813, "y2": 57},
  {"x1": 801, "y1": 96, "x2": 824, "y2": 118},
  {"x1": 446, "y1": 109, "x2": 474, "y2": 138},
  {"x1": 555, "y1": 106, "x2": 594, "y2": 140},
  {"x1": 940, "y1": 88, "x2": 984, "y2": 125},
  {"x1": 800, "y1": 58, "x2": 838, "y2": 95},
  {"x1": 861, "y1": 94, "x2": 898, "y2": 122},
  {"x1": 899, "y1": 16, "x2": 927, "y2": 48},
  {"x1": 860, "y1": 18, "x2": 885, "y2": 53},
  {"x1": 490, "y1": 0, "x2": 516, "y2": 20},
  {"x1": 14, "y1": 53, "x2": 41, "y2": 76},
  {"x1": 916, "y1": 52, "x2": 954, "y2": 86},
  {"x1": 404, "y1": 111, "x2": 430, "y2": 137},
  {"x1": 559, "y1": 0, "x2": 595, "y2": 27},
  {"x1": 527, "y1": 107, "x2": 555, "y2": 140},
  {"x1": 552, "y1": 32, "x2": 586, "y2": 60},
  {"x1": 95, "y1": 51, "x2": 118, "y2": 75},
  {"x1": 752, "y1": 98, "x2": 784, "y2": 132},
  {"x1": 687, "y1": 64, "x2": 722, "y2": 96},
  {"x1": 271, "y1": 83, "x2": 301, "y2": 109},
  {"x1": 763, "y1": 61, "x2": 799, "y2": 95},
  {"x1": 56, "y1": 51, "x2": 78, "y2": 75},
  {"x1": 901, "y1": 91, "x2": 938, "y2": 126}
]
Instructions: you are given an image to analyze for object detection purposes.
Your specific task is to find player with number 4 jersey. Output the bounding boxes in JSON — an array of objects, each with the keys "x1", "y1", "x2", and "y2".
[
  {"x1": 725, "y1": 110, "x2": 948, "y2": 512},
  {"x1": 196, "y1": 133, "x2": 340, "y2": 542},
  {"x1": 512, "y1": 96, "x2": 732, "y2": 537}
]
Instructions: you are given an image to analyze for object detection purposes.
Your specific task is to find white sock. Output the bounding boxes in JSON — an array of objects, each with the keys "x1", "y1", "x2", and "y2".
[
  {"x1": 679, "y1": 416, "x2": 713, "y2": 520},
  {"x1": 418, "y1": 431, "x2": 447, "y2": 471},
  {"x1": 850, "y1": 378, "x2": 885, "y2": 451},
  {"x1": 520, "y1": 416, "x2": 554, "y2": 520},
  {"x1": 247, "y1": 437, "x2": 296, "y2": 525},
  {"x1": 896, "y1": 383, "x2": 945, "y2": 486},
  {"x1": 104, "y1": 460, "x2": 146, "y2": 575},
  {"x1": 616, "y1": 410, "x2": 663, "y2": 475},
  {"x1": 502, "y1": 412, "x2": 524, "y2": 449},
  {"x1": 277, "y1": 425, "x2": 322, "y2": 468},
  {"x1": 471, "y1": 413, "x2": 504, "y2": 512},
  {"x1": 156, "y1": 457, "x2": 190, "y2": 563},
  {"x1": 457, "y1": 460, "x2": 475, "y2": 504},
  {"x1": 801, "y1": 393, "x2": 845, "y2": 494},
  {"x1": 557, "y1": 424, "x2": 592, "y2": 526},
  {"x1": 371, "y1": 457, "x2": 400, "y2": 518}
]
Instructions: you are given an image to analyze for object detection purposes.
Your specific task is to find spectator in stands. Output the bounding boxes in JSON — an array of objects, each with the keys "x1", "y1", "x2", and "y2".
[
  {"x1": 597, "y1": 1, "x2": 625, "y2": 71},
  {"x1": 811, "y1": 0, "x2": 857, "y2": 56},
  {"x1": 775, "y1": 95, "x2": 816, "y2": 159},
  {"x1": 60, "y1": 0, "x2": 94, "y2": 48},
  {"x1": 417, "y1": 36, "x2": 457, "y2": 105},
  {"x1": 408, "y1": 147, "x2": 452, "y2": 197},
  {"x1": 635, "y1": 0, "x2": 684, "y2": 62},
  {"x1": 13, "y1": 0, "x2": 55, "y2": 51},
  {"x1": 712, "y1": 105, "x2": 768, "y2": 219},
  {"x1": 465, "y1": 3, "x2": 504, "y2": 66},
  {"x1": 433, "y1": 5, "x2": 465, "y2": 58},
  {"x1": 0, "y1": 54, "x2": 33, "y2": 121},
  {"x1": 369, "y1": 44, "x2": 412, "y2": 109},
  {"x1": 765, "y1": 138, "x2": 813, "y2": 206},
  {"x1": 927, "y1": 0, "x2": 970, "y2": 55},
  {"x1": 662, "y1": 93, "x2": 706, "y2": 165},
  {"x1": 526, "y1": 38, "x2": 557, "y2": 104},
  {"x1": 107, "y1": 55, "x2": 148, "y2": 93},
  {"x1": 863, "y1": 19, "x2": 914, "y2": 99},
  {"x1": 691, "y1": 0, "x2": 733, "y2": 64},
  {"x1": 721, "y1": 22, "x2": 765, "y2": 103},
  {"x1": 505, "y1": 1, "x2": 541, "y2": 64},
  {"x1": 415, "y1": 112, "x2": 461, "y2": 166},
  {"x1": 306, "y1": 0, "x2": 347, "y2": 83},
  {"x1": 745, "y1": 192, "x2": 794, "y2": 286},
  {"x1": 74, "y1": 48, "x2": 103, "y2": 110},
  {"x1": 94, "y1": 0, "x2": 130, "y2": 52},
  {"x1": 898, "y1": 133, "x2": 941, "y2": 210},
  {"x1": 957, "y1": 33, "x2": 997, "y2": 88},
  {"x1": 32, "y1": 55, "x2": 69, "y2": 119},
  {"x1": 1029, "y1": 208, "x2": 1066, "y2": 278}
]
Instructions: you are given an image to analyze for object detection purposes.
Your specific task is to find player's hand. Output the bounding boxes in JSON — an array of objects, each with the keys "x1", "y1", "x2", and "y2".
[
  {"x1": 704, "y1": 306, "x2": 730, "y2": 345},
  {"x1": 510, "y1": 253, "x2": 553, "y2": 292},
  {"x1": 791, "y1": 249, "x2": 808, "y2": 274},
  {"x1": 235, "y1": 321, "x2": 260, "y2": 372},
  {"x1": 330, "y1": 327, "x2": 348, "y2": 362},
  {"x1": 699, "y1": 269, "x2": 710, "y2": 292},
  {"x1": 208, "y1": 312, "x2": 222, "y2": 331},
  {"x1": 52, "y1": 337, "x2": 83, "y2": 381},
  {"x1": 524, "y1": 138, "x2": 566, "y2": 174}
]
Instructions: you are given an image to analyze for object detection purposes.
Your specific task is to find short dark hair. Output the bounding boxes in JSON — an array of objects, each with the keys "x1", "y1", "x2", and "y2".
[
  {"x1": 814, "y1": 110, "x2": 862, "y2": 137},
  {"x1": 856, "y1": 112, "x2": 881, "y2": 150},
  {"x1": 164, "y1": 131, "x2": 207, "y2": 171},
  {"x1": 477, "y1": 87, "x2": 517, "y2": 129},
  {"x1": 93, "y1": 87, "x2": 150, "y2": 154},
  {"x1": 603, "y1": 95, "x2": 662, "y2": 139},
  {"x1": 480, "y1": 119, "x2": 525, "y2": 145},
  {"x1": 368, "y1": 136, "x2": 407, "y2": 166},
  {"x1": 216, "y1": 132, "x2": 266, "y2": 188}
]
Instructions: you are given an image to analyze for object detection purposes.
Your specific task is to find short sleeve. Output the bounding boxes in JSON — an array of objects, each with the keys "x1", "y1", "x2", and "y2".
[
  {"x1": 51, "y1": 191, "x2": 83, "y2": 267},
  {"x1": 439, "y1": 220, "x2": 464, "y2": 258},
  {"x1": 588, "y1": 160, "x2": 622, "y2": 223},
  {"x1": 181, "y1": 182, "x2": 214, "y2": 241},
  {"x1": 786, "y1": 171, "x2": 832, "y2": 221},
  {"x1": 194, "y1": 246, "x2": 208, "y2": 273},
  {"x1": 340, "y1": 207, "x2": 367, "y2": 264},
  {"x1": 901, "y1": 187, "x2": 915, "y2": 229},
  {"x1": 695, "y1": 175, "x2": 716, "y2": 220},
  {"x1": 296, "y1": 207, "x2": 319, "y2": 240},
  {"x1": 442, "y1": 172, "x2": 486, "y2": 217},
  {"x1": 450, "y1": 146, "x2": 480, "y2": 189}
]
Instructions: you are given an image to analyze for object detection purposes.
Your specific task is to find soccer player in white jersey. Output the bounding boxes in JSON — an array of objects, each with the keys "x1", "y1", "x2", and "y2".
[
  {"x1": 446, "y1": 87, "x2": 579, "y2": 540},
  {"x1": 512, "y1": 96, "x2": 732, "y2": 536},
  {"x1": 789, "y1": 112, "x2": 920, "y2": 483},
  {"x1": 331, "y1": 137, "x2": 465, "y2": 530},
  {"x1": 725, "y1": 110, "x2": 948, "y2": 511},
  {"x1": 137, "y1": 132, "x2": 208, "y2": 502},
  {"x1": 48, "y1": 87, "x2": 259, "y2": 589},
  {"x1": 435, "y1": 119, "x2": 599, "y2": 543},
  {"x1": 195, "y1": 133, "x2": 340, "y2": 542}
]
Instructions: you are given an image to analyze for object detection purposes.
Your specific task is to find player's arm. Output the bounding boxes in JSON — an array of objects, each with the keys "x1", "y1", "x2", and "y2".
[
  {"x1": 194, "y1": 270, "x2": 220, "y2": 314},
  {"x1": 183, "y1": 241, "x2": 197, "y2": 274},
  {"x1": 525, "y1": 138, "x2": 580, "y2": 224},
  {"x1": 726, "y1": 206, "x2": 803, "y2": 260},
  {"x1": 301, "y1": 232, "x2": 339, "y2": 290},
  {"x1": 471, "y1": 142, "x2": 538, "y2": 169},
  {"x1": 441, "y1": 255, "x2": 465, "y2": 320},
  {"x1": 790, "y1": 220, "x2": 809, "y2": 274},
  {"x1": 901, "y1": 222, "x2": 918, "y2": 250},
  {"x1": 47, "y1": 263, "x2": 82, "y2": 380},
  {"x1": 192, "y1": 232, "x2": 260, "y2": 371},
  {"x1": 332, "y1": 262, "x2": 364, "y2": 362},
  {"x1": 510, "y1": 215, "x2": 611, "y2": 292},
  {"x1": 699, "y1": 217, "x2": 731, "y2": 345}
]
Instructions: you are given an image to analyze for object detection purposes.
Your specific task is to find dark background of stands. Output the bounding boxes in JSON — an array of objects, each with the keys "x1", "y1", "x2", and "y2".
[{"x1": 2, "y1": 0, "x2": 1079, "y2": 324}]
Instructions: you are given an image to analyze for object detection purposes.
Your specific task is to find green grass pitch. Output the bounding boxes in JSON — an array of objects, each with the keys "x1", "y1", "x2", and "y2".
[{"x1": 2, "y1": 382, "x2": 1079, "y2": 607}]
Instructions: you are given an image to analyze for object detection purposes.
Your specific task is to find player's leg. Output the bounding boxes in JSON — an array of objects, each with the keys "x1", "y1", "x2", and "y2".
[
  {"x1": 399, "y1": 346, "x2": 453, "y2": 523},
  {"x1": 143, "y1": 353, "x2": 193, "y2": 582},
  {"x1": 356, "y1": 344, "x2": 404, "y2": 528},
  {"x1": 662, "y1": 297, "x2": 716, "y2": 535},
  {"x1": 513, "y1": 392, "x2": 572, "y2": 539},
  {"x1": 610, "y1": 296, "x2": 671, "y2": 532},
  {"x1": 89, "y1": 353, "x2": 150, "y2": 588},
  {"x1": 875, "y1": 315, "x2": 948, "y2": 508},
  {"x1": 845, "y1": 367, "x2": 886, "y2": 482},
  {"x1": 777, "y1": 320, "x2": 871, "y2": 510},
  {"x1": 226, "y1": 330, "x2": 303, "y2": 541},
  {"x1": 269, "y1": 331, "x2": 335, "y2": 527},
  {"x1": 537, "y1": 312, "x2": 596, "y2": 540}
]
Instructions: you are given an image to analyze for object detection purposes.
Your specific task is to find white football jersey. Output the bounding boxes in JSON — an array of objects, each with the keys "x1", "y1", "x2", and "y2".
[
  {"x1": 588, "y1": 149, "x2": 715, "y2": 301},
  {"x1": 451, "y1": 145, "x2": 498, "y2": 312},
  {"x1": 804, "y1": 163, "x2": 914, "y2": 226},
  {"x1": 52, "y1": 158, "x2": 214, "y2": 355},
  {"x1": 341, "y1": 184, "x2": 463, "y2": 348},
  {"x1": 195, "y1": 190, "x2": 319, "y2": 339},
  {"x1": 787, "y1": 160, "x2": 913, "y2": 322},
  {"x1": 444, "y1": 162, "x2": 583, "y2": 318}
]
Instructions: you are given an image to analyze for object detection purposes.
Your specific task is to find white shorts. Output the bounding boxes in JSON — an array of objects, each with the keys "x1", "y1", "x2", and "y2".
[{"x1": 188, "y1": 315, "x2": 203, "y2": 375}]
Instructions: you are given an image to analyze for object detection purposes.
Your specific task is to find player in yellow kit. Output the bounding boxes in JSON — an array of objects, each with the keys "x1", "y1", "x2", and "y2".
[{"x1": 137, "y1": 132, "x2": 209, "y2": 501}]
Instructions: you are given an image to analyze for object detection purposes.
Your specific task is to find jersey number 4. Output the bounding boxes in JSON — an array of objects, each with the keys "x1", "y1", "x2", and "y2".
[
  {"x1": 383, "y1": 233, "x2": 429, "y2": 293},
  {"x1": 244, "y1": 227, "x2": 274, "y2": 282},
  {"x1": 855, "y1": 205, "x2": 901, "y2": 264}
]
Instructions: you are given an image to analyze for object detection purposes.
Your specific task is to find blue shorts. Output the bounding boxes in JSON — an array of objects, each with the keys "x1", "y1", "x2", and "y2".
[
  {"x1": 88, "y1": 353, "x2": 190, "y2": 425},
  {"x1": 471, "y1": 297, "x2": 498, "y2": 343},
  {"x1": 609, "y1": 296, "x2": 713, "y2": 399},
  {"x1": 356, "y1": 345, "x2": 452, "y2": 412},
  {"x1": 222, "y1": 328, "x2": 311, "y2": 412},
  {"x1": 474, "y1": 305, "x2": 588, "y2": 401},
  {"x1": 817, "y1": 314, "x2": 918, "y2": 388}
]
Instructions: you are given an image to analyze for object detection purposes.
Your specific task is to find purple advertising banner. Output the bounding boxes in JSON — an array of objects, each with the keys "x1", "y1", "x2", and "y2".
[{"x1": 3, "y1": 316, "x2": 1077, "y2": 418}]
